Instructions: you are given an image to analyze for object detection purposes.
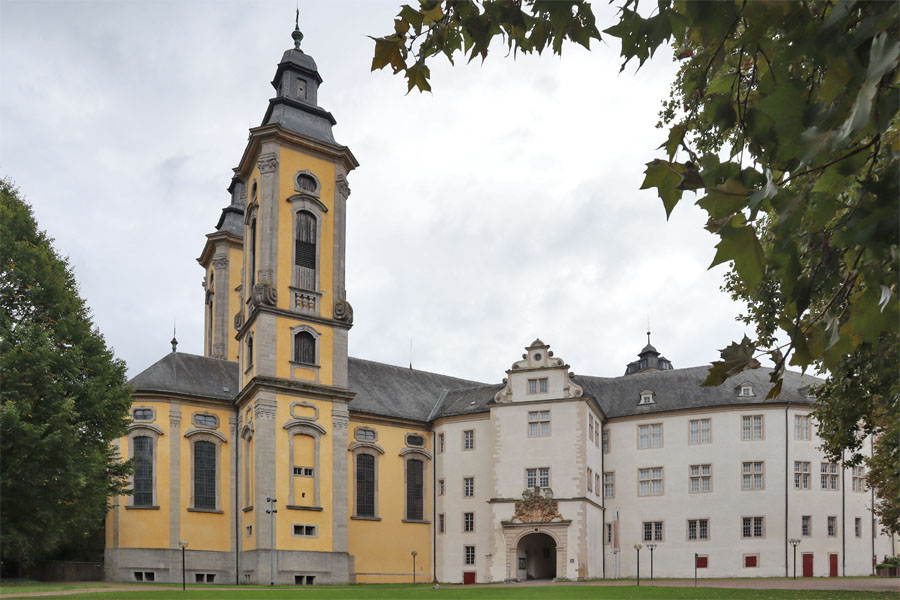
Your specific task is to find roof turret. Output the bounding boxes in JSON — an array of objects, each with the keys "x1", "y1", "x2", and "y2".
[{"x1": 625, "y1": 330, "x2": 673, "y2": 375}]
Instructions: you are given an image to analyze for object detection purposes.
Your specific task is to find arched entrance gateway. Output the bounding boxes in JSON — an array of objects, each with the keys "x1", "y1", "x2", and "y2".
[{"x1": 516, "y1": 533, "x2": 556, "y2": 580}]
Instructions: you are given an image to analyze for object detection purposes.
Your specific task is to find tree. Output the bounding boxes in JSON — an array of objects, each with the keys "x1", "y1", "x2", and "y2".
[
  {"x1": 0, "y1": 178, "x2": 133, "y2": 570},
  {"x1": 371, "y1": 1, "x2": 899, "y2": 532}
]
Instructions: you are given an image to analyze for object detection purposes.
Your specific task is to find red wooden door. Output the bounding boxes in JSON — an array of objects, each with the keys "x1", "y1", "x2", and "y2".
[
  {"x1": 463, "y1": 571, "x2": 476, "y2": 584},
  {"x1": 829, "y1": 553, "x2": 838, "y2": 577},
  {"x1": 802, "y1": 553, "x2": 814, "y2": 577}
]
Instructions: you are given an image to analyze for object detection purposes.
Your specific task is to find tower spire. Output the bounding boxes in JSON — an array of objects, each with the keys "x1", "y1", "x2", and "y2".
[
  {"x1": 292, "y1": 4, "x2": 304, "y2": 50},
  {"x1": 171, "y1": 321, "x2": 178, "y2": 353}
]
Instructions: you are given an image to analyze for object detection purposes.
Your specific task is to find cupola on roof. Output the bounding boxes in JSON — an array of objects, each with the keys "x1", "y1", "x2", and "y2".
[{"x1": 625, "y1": 330, "x2": 673, "y2": 375}]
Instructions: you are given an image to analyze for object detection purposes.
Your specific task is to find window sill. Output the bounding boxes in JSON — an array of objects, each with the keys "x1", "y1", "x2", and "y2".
[
  {"x1": 286, "y1": 505, "x2": 323, "y2": 511},
  {"x1": 351, "y1": 516, "x2": 381, "y2": 521},
  {"x1": 402, "y1": 519, "x2": 431, "y2": 524},
  {"x1": 288, "y1": 361, "x2": 320, "y2": 369},
  {"x1": 243, "y1": 506, "x2": 254, "y2": 512},
  {"x1": 187, "y1": 508, "x2": 224, "y2": 514},
  {"x1": 125, "y1": 505, "x2": 160, "y2": 510}
]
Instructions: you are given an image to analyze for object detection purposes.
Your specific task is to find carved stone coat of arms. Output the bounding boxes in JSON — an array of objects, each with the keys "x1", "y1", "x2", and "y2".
[{"x1": 511, "y1": 487, "x2": 562, "y2": 523}]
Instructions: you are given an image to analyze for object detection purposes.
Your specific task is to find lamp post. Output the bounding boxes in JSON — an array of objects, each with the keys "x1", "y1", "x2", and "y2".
[
  {"x1": 266, "y1": 497, "x2": 277, "y2": 586},
  {"x1": 178, "y1": 539, "x2": 187, "y2": 591},
  {"x1": 646, "y1": 543, "x2": 657, "y2": 580},
  {"x1": 411, "y1": 550, "x2": 418, "y2": 584},
  {"x1": 789, "y1": 538, "x2": 801, "y2": 579},
  {"x1": 634, "y1": 543, "x2": 642, "y2": 586}
]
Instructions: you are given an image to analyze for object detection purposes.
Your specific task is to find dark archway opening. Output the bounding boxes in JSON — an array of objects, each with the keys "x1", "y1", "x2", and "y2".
[{"x1": 516, "y1": 532, "x2": 556, "y2": 580}]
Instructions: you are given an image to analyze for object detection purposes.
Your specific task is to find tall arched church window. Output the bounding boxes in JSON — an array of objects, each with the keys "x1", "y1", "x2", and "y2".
[
  {"x1": 193, "y1": 440, "x2": 217, "y2": 510},
  {"x1": 295, "y1": 211, "x2": 316, "y2": 290},
  {"x1": 406, "y1": 458, "x2": 424, "y2": 521},
  {"x1": 133, "y1": 436, "x2": 153, "y2": 507},
  {"x1": 294, "y1": 331, "x2": 315, "y2": 365},
  {"x1": 356, "y1": 453, "x2": 375, "y2": 518}
]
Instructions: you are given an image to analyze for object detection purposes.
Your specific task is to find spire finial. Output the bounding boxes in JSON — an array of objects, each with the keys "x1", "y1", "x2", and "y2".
[
  {"x1": 647, "y1": 316, "x2": 651, "y2": 345},
  {"x1": 171, "y1": 321, "x2": 178, "y2": 353},
  {"x1": 292, "y1": 4, "x2": 304, "y2": 50}
]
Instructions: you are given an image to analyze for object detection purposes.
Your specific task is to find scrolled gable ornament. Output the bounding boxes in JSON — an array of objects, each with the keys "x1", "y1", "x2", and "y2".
[{"x1": 511, "y1": 487, "x2": 562, "y2": 524}]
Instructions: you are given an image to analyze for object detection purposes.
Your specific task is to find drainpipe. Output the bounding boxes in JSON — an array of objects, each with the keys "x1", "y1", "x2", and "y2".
[
  {"x1": 432, "y1": 427, "x2": 437, "y2": 584},
  {"x1": 870, "y1": 436, "x2": 876, "y2": 574},
  {"x1": 235, "y1": 407, "x2": 240, "y2": 585},
  {"x1": 784, "y1": 402, "x2": 790, "y2": 577},
  {"x1": 600, "y1": 419, "x2": 605, "y2": 580},
  {"x1": 841, "y1": 450, "x2": 846, "y2": 576}
]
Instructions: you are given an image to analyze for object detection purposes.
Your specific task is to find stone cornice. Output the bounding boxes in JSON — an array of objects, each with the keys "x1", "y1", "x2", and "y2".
[
  {"x1": 236, "y1": 303, "x2": 352, "y2": 340},
  {"x1": 234, "y1": 375, "x2": 354, "y2": 407},
  {"x1": 234, "y1": 124, "x2": 358, "y2": 180},
  {"x1": 197, "y1": 231, "x2": 243, "y2": 266}
]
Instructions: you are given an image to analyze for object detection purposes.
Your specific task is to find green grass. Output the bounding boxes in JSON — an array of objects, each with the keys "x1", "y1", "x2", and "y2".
[
  {"x1": 2, "y1": 582, "x2": 898, "y2": 600},
  {"x1": 0, "y1": 580, "x2": 122, "y2": 593}
]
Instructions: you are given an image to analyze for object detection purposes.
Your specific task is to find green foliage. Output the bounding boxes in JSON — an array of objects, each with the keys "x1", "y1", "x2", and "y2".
[
  {"x1": 374, "y1": 1, "x2": 900, "y2": 533},
  {"x1": 0, "y1": 178, "x2": 133, "y2": 567}
]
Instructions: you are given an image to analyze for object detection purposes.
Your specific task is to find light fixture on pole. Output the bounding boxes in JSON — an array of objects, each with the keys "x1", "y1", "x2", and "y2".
[
  {"x1": 634, "y1": 543, "x2": 642, "y2": 586},
  {"x1": 789, "y1": 538, "x2": 801, "y2": 579},
  {"x1": 411, "y1": 550, "x2": 418, "y2": 585},
  {"x1": 266, "y1": 497, "x2": 277, "y2": 586},
  {"x1": 646, "y1": 542, "x2": 657, "y2": 580},
  {"x1": 178, "y1": 539, "x2": 188, "y2": 591}
]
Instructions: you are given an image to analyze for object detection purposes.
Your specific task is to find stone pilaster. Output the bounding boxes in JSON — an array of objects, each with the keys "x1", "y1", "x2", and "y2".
[
  {"x1": 331, "y1": 404, "x2": 350, "y2": 552},
  {"x1": 256, "y1": 151, "x2": 279, "y2": 300},
  {"x1": 169, "y1": 404, "x2": 182, "y2": 575},
  {"x1": 255, "y1": 312, "x2": 278, "y2": 378},
  {"x1": 229, "y1": 415, "x2": 238, "y2": 554},
  {"x1": 212, "y1": 255, "x2": 229, "y2": 359},
  {"x1": 253, "y1": 391, "x2": 278, "y2": 581}
]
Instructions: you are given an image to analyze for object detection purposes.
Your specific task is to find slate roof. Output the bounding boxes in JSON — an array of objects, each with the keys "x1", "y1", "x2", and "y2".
[
  {"x1": 347, "y1": 357, "x2": 486, "y2": 421},
  {"x1": 129, "y1": 352, "x2": 239, "y2": 402},
  {"x1": 438, "y1": 383, "x2": 505, "y2": 418}
]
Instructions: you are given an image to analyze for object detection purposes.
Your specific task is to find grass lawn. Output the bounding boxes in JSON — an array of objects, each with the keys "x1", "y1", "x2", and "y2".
[{"x1": 2, "y1": 582, "x2": 899, "y2": 600}]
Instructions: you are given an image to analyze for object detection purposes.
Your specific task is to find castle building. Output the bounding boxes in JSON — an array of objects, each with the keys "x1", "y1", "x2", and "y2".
[{"x1": 105, "y1": 26, "x2": 895, "y2": 585}]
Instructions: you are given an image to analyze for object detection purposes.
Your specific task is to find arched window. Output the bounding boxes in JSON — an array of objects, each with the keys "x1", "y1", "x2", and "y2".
[
  {"x1": 249, "y1": 217, "x2": 257, "y2": 289},
  {"x1": 294, "y1": 331, "x2": 315, "y2": 365},
  {"x1": 356, "y1": 453, "x2": 375, "y2": 518},
  {"x1": 406, "y1": 458, "x2": 424, "y2": 521},
  {"x1": 133, "y1": 436, "x2": 153, "y2": 507},
  {"x1": 295, "y1": 211, "x2": 316, "y2": 290},
  {"x1": 246, "y1": 335, "x2": 254, "y2": 368},
  {"x1": 193, "y1": 440, "x2": 217, "y2": 510}
]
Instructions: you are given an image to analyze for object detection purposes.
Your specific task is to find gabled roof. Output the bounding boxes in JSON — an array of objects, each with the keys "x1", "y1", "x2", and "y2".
[
  {"x1": 347, "y1": 357, "x2": 485, "y2": 421},
  {"x1": 129, "y1": 352, "x2": 239, "y2": 402}
]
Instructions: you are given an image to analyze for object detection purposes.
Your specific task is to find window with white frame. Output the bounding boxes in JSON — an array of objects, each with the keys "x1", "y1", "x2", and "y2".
[
  {"x1": 638, "y1": 467, "x2": 663, "y2": 496},
  {"x1": 827, "y1": 515, "x2": 837, "y2": 537},
  {"x1": 794, "y1": 461, "x2": 810, "y2": 489},
  {"x1": 527, "y1": 378, "x2": 548, "y2": 394},
  {"x1": 638, "y1": 423, "x2": 663, "y2": 449},
  {"x1": 528, "y1": 411, "x2": 550, "y2": 437},
  {"x1": 821, "y1": 463, "x2": 839, "y2": 490},
  {"x1": 689, "y1": 464, "x2": 711, "y2": 493},
  {"x1": 601, "y1": 430, "x2": 609, "y2": 454},
  {"x1": 464, "y1": 546, "x2": 476, "y2": 565},
  {"x1": 689, "y1": 418, "x2": 711, "y2": 445},
  {"x1": 639, "y1": 391, "x2": 655, "y2": 405},
  {"x1": 438, "y1": 433, "x2": 445, "y2": 453},
  {"x1": 463, "y1": 477, "x2": 474, "y2": 498},
  {"x1": 603, "y1": 472, "x2": 615, "y2": 499},
  {"x1": 293, "y1": 524, "x2": 317, "y2": 537},
  {"x1": 740, "y1": 384, "x2": 754, "y2": 397},
  {"x1": 438, "y1": 513, "x2": 445, "y2": 533},
  {"x1": 462, "y1": 430, "x2": 474, "y2": 450},
  {"x1": 852, "y1": 466, "x2": 866, "y2": 492},
  {"x1": 642, "y1": 521, "x2": 663, "y2": 542},
  {"x1": 463, "y1": 512, "x2": 474, "y2": 532},
  {"x1": 741, "y1": 415, "x2": 764, "y2": 440},
  {"x1": 794, "y1": 415, "x2": 810, "y2": 440},
  {"x1": 687, "y1": 518, "x2": 709, "y2": 540},
  {"x1": 855, "y1": 517, "x2": 862, "y2": 538},
  {"x1": 587, "y1": 468, "x2": 593, "y2": 493},
  {"x1": 438, "y1": 479, "x2": 444, "y2": 495},
  {"x1": 588, "y1": 418, "x2": 594, "y2": 443},
  {"x1": 526, "y1": 467, "x2": 550, "y2": 489},
  {"x1": 742, "y1": 516, "x2": 764, "y2": 539},
  {"x1": 801, "y1": 515, "x2": 811, "y2": 536},
  {"x1": 595, "y1": 472, "x2": 601, "y2": 496},
  {"x1": 742, "y1": 461, "x2": 764, "y2": 490}
]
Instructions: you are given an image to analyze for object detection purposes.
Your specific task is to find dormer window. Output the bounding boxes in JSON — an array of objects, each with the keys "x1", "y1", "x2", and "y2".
[
  {"x1": 527, "y1": 378, "x2": 548, "y2": 395},
  {"x1": 639, "y1": 391, "x2": 656, "y2": 405},
  {"x1": 740, "y1": 384, "x2": 754, "y2": 397}
]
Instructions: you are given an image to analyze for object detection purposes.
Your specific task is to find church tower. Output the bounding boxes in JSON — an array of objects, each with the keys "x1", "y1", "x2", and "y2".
[{"x1": 232, "y1": 20, "x2": 358, "y2": 583}]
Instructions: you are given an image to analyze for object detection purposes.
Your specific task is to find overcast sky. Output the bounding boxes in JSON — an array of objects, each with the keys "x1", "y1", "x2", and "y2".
[{"x1": 1, "y1": 0, "x2": 761, "y2": 383}]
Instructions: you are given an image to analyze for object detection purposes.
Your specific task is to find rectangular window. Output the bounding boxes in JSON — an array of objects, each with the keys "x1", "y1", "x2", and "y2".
[
  {"x1": 464, "y1": 546, "x2": 476, "y2": 566},
  {"x1": 687, "y1": 518, "x2": 709, "y2": 540},
  {"x1": 133, "y1": 436, "x2": 154, "y2": 507},
  {"x1": 602, "y1": 431, "x2": 609, "y2": 454},
  {"x1": 742, "y1": 516, "x2": 765, "y2": 539},
  {"x1": 638, "y1": 423, "x2": 663, "y2": 449},
  {"x1": 855, "y1": 517, "x2": 862, "y2": 538},
  {"x1": 463, "y1": 512, "x2": 474, "y2": 532},
  {"x1": 463, "y1": 430, "x2": 475, "y2": 450},
  {"x1": 603, "y1": 472, "x2": 615, "y2": 499},
  {"x1": 528, "y1": 411, "x2": 551, "y2": 437},
  {"x1": 463, "y1": 477, "x2": 474, "y2": 498},
  {"x1": 642, "y1": 521, "x2": 663, "y2": 542},
  {"x1": 355, "y1": 453, "x2": 375, "y2": 518},
  {"x1": 852, "y1": 466, "x2": 866, "y2": 492},
  {"x1": 526, "y1": 467, "x2": 551, "y2": 489},
  {"x1": 744, "y1": 555, "x2": 758, "y2": 568},
  {"x1": 527, "y1": 378, "x2": 548, "y2": 394},
  {"x1": 292, "y1": 524, "x2": 317, "y2": 537},
  {"x1": 689, "y1": 464, "x2": 712, "y2": 493},
  {"x1": 802, "y1": 515, "x2": 811, "y2": 537},
  {"x1": 638, "y1": 467, "x2": 663, "y2": 496},
  {"x1": 741, "y1": 415, "x2": 764, "y2": 440},
  {"x1": 794, "y1": 415, "x2": 810, "y2": 440},
  {"x1": 588, "y1": 418, "x2": 594, "y2": 442},
  {"x1": 594, "y1": 419, "x2": 600, "y2": 448},
  {"x1": 595, "y1": 472, "x2": 601, "y2": 496},
  {"x1": 439, "y1": 513, "x2": 445, "y2": 534},
  {"x1": 439, "y1": 479, "x2": 445, "y2": 495},
  {"x1": 405, "y1": 459, "x2": 424, "y2": 521},
  {"x1": 439, "y1": 433, "x2": 445, "y2": 453},
  {"x1": 293, "y1": 466, "x2": 315, "y2": 476},
  {"x1": 821, "y1": 463, "x2": 839, "y2": 490},
  {"x1": 827, "y1": 516, "x2": 837, "y2": 537},
  {"x1": 742, "y1": 461, "x2": 765, "y2": 490},
  {"x1": 587, "y1": 468, "x2": 593, "y2": 493},
  {"x1": 794, "y1": 461, "x2": 810, "y2": 489},
  {"x1": 605, "y1": 523, "x2": 613, "y2": 544},
  {"x1": 689, "y1": 418, "x2": 711, "y2": 445}
]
